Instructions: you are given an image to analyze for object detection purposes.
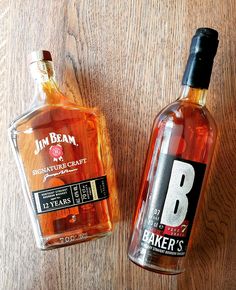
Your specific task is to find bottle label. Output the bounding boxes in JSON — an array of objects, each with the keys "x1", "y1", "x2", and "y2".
[
  {"x1": 140, "y1": 154, "x2": 206, "y2": 256},
  {"x1": 32, "y1": 176, "x2": 109, "y2": 214}
]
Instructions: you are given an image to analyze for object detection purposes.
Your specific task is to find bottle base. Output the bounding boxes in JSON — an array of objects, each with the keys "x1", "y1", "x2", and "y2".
[
  {"x1": 128, "y1": 253, "x2": 185, "y2": 275},
  {"x1": 37, "y1": 226, "x2": 113, "y2": 250}
]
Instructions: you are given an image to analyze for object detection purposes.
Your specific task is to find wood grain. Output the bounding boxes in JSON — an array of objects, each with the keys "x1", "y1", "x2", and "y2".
[{"x1": 1, "y1": 0, "x2": 235, "y2": 289}]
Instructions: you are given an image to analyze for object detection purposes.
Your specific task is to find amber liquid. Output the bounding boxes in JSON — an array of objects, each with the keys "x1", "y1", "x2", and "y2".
[
  {"x1": 128, "y1": 87, "x2": 217, "y2": 274},
  {"x1": 13, "y1": 81, "x2": 118, "y2": 249}
]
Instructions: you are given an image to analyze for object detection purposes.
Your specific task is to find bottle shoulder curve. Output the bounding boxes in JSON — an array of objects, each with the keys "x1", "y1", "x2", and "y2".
[
  {"x1": 9, "y1": 103, "x2": 105, "y2": 135},
  {"x1": 153, "y1": 100, "x2": 217, "y2": 132}
]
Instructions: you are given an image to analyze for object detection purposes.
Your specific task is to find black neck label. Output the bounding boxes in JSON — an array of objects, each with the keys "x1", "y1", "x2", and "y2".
[{"x1": 140, "y1": 154, "x2": 206, "y2": 256}]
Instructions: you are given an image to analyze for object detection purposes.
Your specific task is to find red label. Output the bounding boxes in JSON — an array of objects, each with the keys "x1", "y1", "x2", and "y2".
[{"x1": 163, "y1": 220, "x2": 189, "y2": 238}]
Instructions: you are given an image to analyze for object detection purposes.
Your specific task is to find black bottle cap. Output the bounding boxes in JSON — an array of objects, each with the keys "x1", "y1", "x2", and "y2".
[{"x1": 182, "y1": 28, "x2": 219, "y2": 89}]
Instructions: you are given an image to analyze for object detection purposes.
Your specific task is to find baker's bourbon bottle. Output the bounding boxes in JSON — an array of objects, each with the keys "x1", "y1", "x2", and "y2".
[
  {"x1": 9, "y1": 51, "x2": 118, "y2": 250},
  {"x1": 128, "y1": 28, "x2": 219, "y2": 274}
]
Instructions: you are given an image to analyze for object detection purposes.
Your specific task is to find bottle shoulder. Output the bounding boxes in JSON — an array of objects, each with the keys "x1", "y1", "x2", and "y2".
[
  {"x1": 9, "y1": 103, "x2": 104, "y2": 133},
  {"x1": 154, "y1": 100, "x2": 217, "y2": 132}
]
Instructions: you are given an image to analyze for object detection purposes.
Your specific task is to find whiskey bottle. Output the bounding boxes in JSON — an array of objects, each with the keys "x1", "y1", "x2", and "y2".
[
  {"x1": 128, "y1": 28, "x2": 219, "y2": 274},
  {"x1": 9, "y1": 51, "x2": 118, "y2": 250}
]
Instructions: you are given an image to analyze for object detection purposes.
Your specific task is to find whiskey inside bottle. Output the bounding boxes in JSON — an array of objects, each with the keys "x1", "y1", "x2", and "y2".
[
  {"x1": 9, "y1": 52, "x2": 118, "y2": 249},
  {"x1": 128, "y1": 28, "x2": 219, "y2": 274}
]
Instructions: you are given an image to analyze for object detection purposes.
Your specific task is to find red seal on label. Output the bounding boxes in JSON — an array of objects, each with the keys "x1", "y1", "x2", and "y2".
[
  {"x1": 49, "y1": 144, "x2": 64, "y2": 161},
  {"x1": 163, "y1": 220, "x2": 189, "y2": 238}
]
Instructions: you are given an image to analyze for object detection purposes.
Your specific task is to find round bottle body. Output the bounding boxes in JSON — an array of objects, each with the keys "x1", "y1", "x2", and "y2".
[{"x1": 128, "y1": 100, "x2": 217, "y2": 274}]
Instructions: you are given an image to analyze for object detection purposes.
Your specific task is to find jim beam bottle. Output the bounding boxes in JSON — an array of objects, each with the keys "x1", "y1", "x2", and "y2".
[
  {"x1": 9, "y1": 51, "x2": 118, "y2": 250},
  {"x1": 128, "y1": 28, "x2": 219, "y2": 274}
]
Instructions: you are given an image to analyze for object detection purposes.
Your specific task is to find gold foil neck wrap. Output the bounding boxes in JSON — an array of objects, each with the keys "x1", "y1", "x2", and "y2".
[
  {"x1": 28, "y1": 50, "x2": 52, "y2": 65},
  {"x1": 29, "y1": 61, "x2": 55, "y2": 82}
]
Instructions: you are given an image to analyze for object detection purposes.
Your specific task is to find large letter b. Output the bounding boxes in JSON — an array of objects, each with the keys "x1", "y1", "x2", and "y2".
[{"x1": 160, "y1": 160, "x2": 195, "y2": 227}]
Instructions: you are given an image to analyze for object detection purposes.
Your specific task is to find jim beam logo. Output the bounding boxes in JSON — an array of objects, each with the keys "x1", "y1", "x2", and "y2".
[
  {"x1": 34, "y1": 132, "x2": 78, "y2": 161},
  {"x1": 49, "y1": 144, "x2": 64, "y2": 162}
]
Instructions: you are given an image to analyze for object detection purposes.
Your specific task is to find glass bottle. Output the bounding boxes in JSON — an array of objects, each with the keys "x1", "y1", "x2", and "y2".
[
  {"x1": 128, "y1": 28, "x2": 219, "y2": 274},
  {"x1": 9, "y1": 51, "x2": 118, "y2": 250}
]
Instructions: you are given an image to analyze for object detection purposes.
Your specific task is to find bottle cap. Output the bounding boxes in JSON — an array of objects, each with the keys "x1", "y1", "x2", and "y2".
[
  {"x1": 190, "y1": 28, "x2": 218, "y2": 57},
  {"x1": 28, "y1": 50, "x2": 52, "y2": 64},
  {"x1": 182, "y1": 28, "x2": 219, "y2": 89}
]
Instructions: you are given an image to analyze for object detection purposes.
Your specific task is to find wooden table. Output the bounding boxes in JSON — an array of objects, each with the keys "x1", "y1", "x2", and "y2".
[{"x1": 1, "y1": 1, "x2": 235, "y2": 289}]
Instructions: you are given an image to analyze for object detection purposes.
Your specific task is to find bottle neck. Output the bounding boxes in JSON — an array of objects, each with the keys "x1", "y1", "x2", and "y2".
[
  {"x1": 180, "y1": 29, "x2": 218, "y2": 104},
  {"x1": 30, "y1": 60, "x2": 64, "y2": 105},
  {"x1": 178, "y1": 85, "x2": 207, "y2": 106}
]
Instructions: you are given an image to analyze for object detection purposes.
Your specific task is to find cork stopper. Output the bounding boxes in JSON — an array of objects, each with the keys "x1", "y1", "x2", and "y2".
[{"x1": 28, "y1": 50, "x2": 52, "y2": 65}]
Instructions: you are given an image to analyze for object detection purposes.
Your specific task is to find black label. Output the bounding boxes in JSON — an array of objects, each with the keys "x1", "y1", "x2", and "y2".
[
  {"x1": 140, "y1": 154, "x2": 206, "y2": 257},
  {"x1": 32, "y1": 176, "x2": 109, "y2": 214}
]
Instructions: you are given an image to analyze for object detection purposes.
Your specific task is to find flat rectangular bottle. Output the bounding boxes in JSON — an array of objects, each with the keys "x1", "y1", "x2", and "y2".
[
  {"x1": 9, "y1": 51, "x2": 118, "y2": 250},
  {"x1": 128, "y1": 28, "x2": 219, "y2": 274}
]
